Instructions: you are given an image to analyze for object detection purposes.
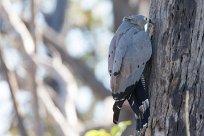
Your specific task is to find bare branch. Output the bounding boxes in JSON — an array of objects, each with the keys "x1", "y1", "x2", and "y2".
[
  {"x1": 42, "y1": 27, "x2": 111, "y2": 100},
  {"x1": 35, "y1": 57, "x2": 79, "y2": 126},
  {"x1": 38, "y1": 84, "x2": 81, "y2": 136},
  {"x1": 1, "y1": 0, "x2": 35, "y2": 55},
  {"x1": 1, "y1": 1, "x2": 43, "y2": 135},
  {"x1": 0, "y1": 50, "x2": 28, "y2": 136}
]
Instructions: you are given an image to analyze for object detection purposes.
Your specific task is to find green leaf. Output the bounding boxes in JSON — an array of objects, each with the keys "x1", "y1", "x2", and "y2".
[
  {"x1": 110, "y1": 121, "x2": 132, "y2": 136},
  {"x1": 84, "y1": 121, "x2": 131, "y2": 136},
  {"x1": 85, "y1": 129, "x2": 111, "y2": 136},
  {"x1": 110, "y1": 125, "x2": 120, "y2": 136}
]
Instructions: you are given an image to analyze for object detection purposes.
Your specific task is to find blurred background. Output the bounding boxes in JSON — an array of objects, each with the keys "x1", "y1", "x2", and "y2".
[{"x1": 0, "y1": 0, "x2": 150, "y2": 135}]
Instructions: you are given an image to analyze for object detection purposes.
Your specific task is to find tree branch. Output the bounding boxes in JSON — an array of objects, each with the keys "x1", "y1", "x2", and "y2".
[
  {"x1": 1, "y1": 0, "x2": 35, "y2": 55},
  {"x1": 38, "y1": 84, "x2": 81, "y2": 136},
  {"x1": 0, "y1": 50, "x2": 28, "y2": 136},
  {"x1": 1, "y1": 1, "x2": 43, "y2": 135},
  {"x1": 42, "y1": 27, "x2": 111, "y2": 99},
  {"x1": 35, "y1": 57, "x2": 79, "y2": 126}
]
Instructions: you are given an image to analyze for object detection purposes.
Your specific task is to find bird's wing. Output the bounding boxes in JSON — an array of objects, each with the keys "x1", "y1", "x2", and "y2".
[
  {"x1": 111, "y1": 30, "x2": 152, "y2": 94},
  {"x1": 112, "y1": 31, "x2": 132, "y2": 76},
  {"x1": 131, "y1": 30, "x2": 152, "y2": 62},
  {"x1": 108, "y1": 35, "x2": 117, "y2": 75},
  {"x1": 122, "y1": 30, "x2": 152, "y2": 83}
]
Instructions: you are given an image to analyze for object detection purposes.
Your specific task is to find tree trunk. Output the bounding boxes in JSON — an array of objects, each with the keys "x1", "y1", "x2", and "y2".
[{"x1": 146, "y1": 0, "x2": 204, "y2": 135}]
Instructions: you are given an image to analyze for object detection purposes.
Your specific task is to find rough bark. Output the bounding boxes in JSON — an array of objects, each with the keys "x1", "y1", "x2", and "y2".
[{"x1": 146, "y1": 0, "x2": 204, "y2": 136}]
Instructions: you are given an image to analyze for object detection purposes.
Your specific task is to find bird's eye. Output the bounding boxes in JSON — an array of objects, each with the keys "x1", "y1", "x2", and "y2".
[{"x1": 145, "y1": 17, "x2": 148, "y2": 21}]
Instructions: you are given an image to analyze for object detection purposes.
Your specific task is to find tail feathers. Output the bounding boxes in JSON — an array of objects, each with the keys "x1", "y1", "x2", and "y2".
[
  {"x1": 112, "y1": 75, "x2": 149, "y2": 131},
  {"x1": 112, "y1": 85, "x2": 134, "y2": 124},
  {"x1": 112, "y1": 99, "x2": 126, "y2": 124}
]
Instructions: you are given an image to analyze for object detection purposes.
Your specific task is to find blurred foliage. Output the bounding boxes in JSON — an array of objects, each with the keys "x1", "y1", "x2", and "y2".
[
  {"x1": 85, "y1": 129, "x2": 111, "y2": 136},
  {"x1": 68, "y1": 0, "x2": 103, "y2": 29},
  {"x1": 85, "y1": 121, "x2": 131, "y2": 136}
]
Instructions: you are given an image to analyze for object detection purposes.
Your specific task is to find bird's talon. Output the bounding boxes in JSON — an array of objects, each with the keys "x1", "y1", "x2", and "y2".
[{"x1": 139, "y1": 105, "x2": 144, "y2": 113}]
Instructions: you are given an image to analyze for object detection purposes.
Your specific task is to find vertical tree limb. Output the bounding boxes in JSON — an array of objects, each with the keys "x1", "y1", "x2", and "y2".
[
  {"x1": 0, "y1": 50, "x2": 27, "y2": 136},
  {"x1": 30, "y1": 0, "x2": 43, "y2": 135},
  {"x1": 1, "y1": 1, "x2": 43, "y2": 135}
]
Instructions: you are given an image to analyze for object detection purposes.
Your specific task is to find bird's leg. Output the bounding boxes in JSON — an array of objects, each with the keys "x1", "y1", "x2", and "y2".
[
  {"x1": 139, "y1": 99, "x2": 150, "y2": 113},
  {"x1": 127, "y1": 92, "x2": 149, "y2": 133},
  {"x1": 127, "y1": 93, "x2": 141, "y2": 115},
  {"x1": 134, "y1": 75, "x2": 150, "y2": 113}
]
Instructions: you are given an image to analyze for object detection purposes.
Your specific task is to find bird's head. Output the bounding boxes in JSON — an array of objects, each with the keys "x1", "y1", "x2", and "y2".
[{"x1": 123, "y1": 15, "x2": 150, "y2": 29}]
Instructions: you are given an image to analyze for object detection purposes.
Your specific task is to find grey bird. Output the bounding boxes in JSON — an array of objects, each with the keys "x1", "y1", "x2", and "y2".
[{"x1": 108, "y1": 15, "x2": 153, "y2": 132}]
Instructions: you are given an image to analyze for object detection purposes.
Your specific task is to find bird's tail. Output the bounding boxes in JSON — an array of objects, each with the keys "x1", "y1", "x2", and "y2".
[
  {"x1": 112, "y1": 100, "x2": 125, "y2": 124},
  {"x1": 112, "y1": 85, "x2": 134, "y2": 124}
]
